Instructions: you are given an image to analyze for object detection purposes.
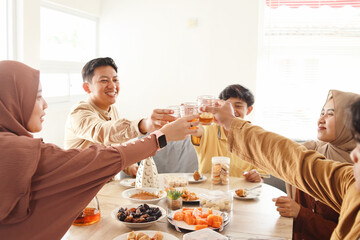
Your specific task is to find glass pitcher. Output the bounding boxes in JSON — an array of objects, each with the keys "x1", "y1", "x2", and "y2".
[{"x1": 72, "y1": 196, "x2": 101, "y2": 226}]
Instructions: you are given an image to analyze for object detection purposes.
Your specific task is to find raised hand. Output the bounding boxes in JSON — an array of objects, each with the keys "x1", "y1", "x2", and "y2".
[
  {"x1": 160, "y1": 115, "x2": 200, "y2": 142},
  {"x1": 202, "y1": 100, "x2": 235, "y2": 131},
  {"x1": 272, "y1": 196, "x2": 301, "y2": 218},
  {"x1": 139, "y1": 109, "x2": 177, "y2": 134},
  {"x1": 243, "y1": 169, "x2": 263, "y2": 183}
]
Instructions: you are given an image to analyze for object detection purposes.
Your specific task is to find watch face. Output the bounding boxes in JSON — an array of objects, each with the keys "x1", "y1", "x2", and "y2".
[{"x1": 158, "y1": 134, "x2": 167, "y2": 149}]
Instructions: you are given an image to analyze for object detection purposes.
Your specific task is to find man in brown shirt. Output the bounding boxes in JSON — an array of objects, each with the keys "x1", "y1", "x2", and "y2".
[{"x1": 65, "y1": 57, "x2": 175, "y2": 176}]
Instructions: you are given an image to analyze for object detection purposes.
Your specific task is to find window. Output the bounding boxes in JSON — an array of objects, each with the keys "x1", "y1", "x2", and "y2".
[
  {"x1": 0, "y1": 0, "x2": 16, "y2": 60},
  {"x1": 256, "y1": 1, "x2": 360, "y2": 140},
  {"x1": 40, "y1": 2, "x2": 97, "y2": 100}
]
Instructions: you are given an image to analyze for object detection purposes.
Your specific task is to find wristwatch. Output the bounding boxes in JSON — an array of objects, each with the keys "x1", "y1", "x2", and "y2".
[{"x1": 153, "y1": 130, "x2": 167, "y2": 150}]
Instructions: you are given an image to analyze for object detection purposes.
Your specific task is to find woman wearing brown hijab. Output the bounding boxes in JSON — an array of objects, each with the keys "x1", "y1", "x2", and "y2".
[
  {"x1": 0, "y1": 60, "x2": 199, "y2": 240},
  {"x1": 273, "y1": 90, "x2": 360, "y2": 240}
]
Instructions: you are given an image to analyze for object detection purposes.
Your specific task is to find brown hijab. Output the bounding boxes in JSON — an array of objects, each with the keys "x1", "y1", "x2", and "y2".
[
  {"x1": 303, "y1": 90, "x2": 360, "y2": 163},
  {"x1": 0, "y1": 61, "x2": 42, "y2": 223},
  {"x1": 287, "y1": 89, "x2": 360, "y2": 198}
]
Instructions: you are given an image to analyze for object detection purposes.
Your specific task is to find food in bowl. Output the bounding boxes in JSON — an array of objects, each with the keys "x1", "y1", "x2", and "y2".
[
  {"x1": 200, "y1": 191, "x2": 233, "y2": 212},
  {"x1": 130, "y1": 191, "x2": 161, "y2": 200},
  {"x1": 117, "y1": 204, "x2": 162, "y2": 223},
  {"x1": 127, "y1": 230, "x2": 163, "y2": 240}
]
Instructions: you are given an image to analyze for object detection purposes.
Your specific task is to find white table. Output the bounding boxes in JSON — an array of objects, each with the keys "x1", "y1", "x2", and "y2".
[{"x1": 64, "y1": 174, "x2": 292, "y2": 240}]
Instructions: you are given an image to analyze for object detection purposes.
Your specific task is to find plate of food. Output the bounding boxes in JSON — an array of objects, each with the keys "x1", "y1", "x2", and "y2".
[
  {"x1": 187, "y1": 171, "x2": 207, "y2": 183},
  {"x1": 111, "y1": 203, "x2": 166, "y2": 229},
  {"x1": 180, "y1": 187, "x2": 202, "y2": 203},
  {"x1": 232, "y1": 187, "x2": 261, "y2": 200},
  {"x1": 167, "y1": 207, "x2": 230, "y2": 232},
  {"x1": 112, "y1": 230, "x2": 178, "y2": 240},
  {"x1": 119, "y1": 178, "x2": 136, "y2": 188},
  {"x1": 165, "y1": 187, "x2": 203, "y2": 203},
  {"x1": 122, "y1": 187, "x2": 167, "y2": 204}
]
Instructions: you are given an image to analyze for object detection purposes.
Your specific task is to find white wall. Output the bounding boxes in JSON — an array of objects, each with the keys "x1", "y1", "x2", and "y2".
[
  {"x1": 99, "y1": 0, "x2": 260, "y2": 120},
  {"x1": 22, "y1": 0, "x2": 260, "y2": 147}
]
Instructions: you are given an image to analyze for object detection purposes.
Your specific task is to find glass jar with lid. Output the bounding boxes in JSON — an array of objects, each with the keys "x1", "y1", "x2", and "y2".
[{"x1": 211, "y1": 156, "x2": 230, "y2": 185}]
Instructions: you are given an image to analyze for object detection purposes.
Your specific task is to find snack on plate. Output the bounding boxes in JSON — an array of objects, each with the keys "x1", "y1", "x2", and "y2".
[
  {"x1": 235, "y1": 188, "x2": 248, "y2": 197},
  {"x1": 172, "y1": 207, "x2": 223, "y2": 230},
  {"x1": 193, "y1": 170, "x2": 201, "y2": 181},
  {"x1": 127, "y1": 231, "x2": 164, "y2": 240},
  {"x1": 181, "y1": 188, "x2": 199, "y2": 201},
  {"x1": 199, "y1": 191, "x2": 233, "y2": 213},
  {"x1": 164, "y1": 175, "x2": 188, "y2": 188},
  {"x1": 151, "y1": 231, "x2": 164, "y2": 240},
  {"x1": 165, "y1": 187, "x2": 199, "y2": 202}
]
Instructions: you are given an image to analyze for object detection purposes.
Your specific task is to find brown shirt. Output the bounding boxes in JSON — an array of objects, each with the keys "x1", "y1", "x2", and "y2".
[
  {"x1": 227, "y1": 118, "x2": 360, "y2": 240},
  {"x1": 0, "y1": 132, "x2": 160, "y2": 240},
  {"x1": 64, "y1": 100, "x2": 142, "y2": 149}
]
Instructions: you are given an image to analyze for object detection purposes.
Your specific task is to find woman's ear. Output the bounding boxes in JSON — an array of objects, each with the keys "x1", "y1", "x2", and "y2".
[
  {"x1": 246, "y1": 105, "x2": 254, "y2": 115},
  {"x1": 83, "y1": 82, "x2": 91, "y2": 93}
]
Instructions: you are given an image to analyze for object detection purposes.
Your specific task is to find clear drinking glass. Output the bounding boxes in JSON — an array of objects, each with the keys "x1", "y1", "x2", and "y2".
[
  {"x1": 167, "y1": 105, "x2": 181, "y2": 119},
  {"x1": 180, "y1": 102, "x2": 198, "y2": 129},
  {"x1": 197, "y1": 95, "x2": 215, "y2": 125}
]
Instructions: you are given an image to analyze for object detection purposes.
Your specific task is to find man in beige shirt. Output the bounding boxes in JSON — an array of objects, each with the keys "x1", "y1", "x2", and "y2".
[
  {"x1": 64, "y1": 57, "x2": 175, "y2": 176},
  {"x1": 204, "y1": 99, "x2": 360, "y2": 239}
]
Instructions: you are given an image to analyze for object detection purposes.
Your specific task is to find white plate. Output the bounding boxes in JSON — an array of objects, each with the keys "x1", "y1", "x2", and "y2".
[
  {"x1": 119, "y1": 178, "x2": 136, "y2": 188},
  {"x1": 112, "y1": 230, "x2": 179, "y2": 240},
  {"x1": 232, "y1": 188, "x2": 261, "y2": 200},
  {"x1": 122, "y1": 187, "x2": 167, "y2": 204},
  {"x1": 111, "y1": 204, "x2": 166, "y2": 229},
  {"x1": 168, "y1": 208, "x2": 230, "y2": 231},
  {"x1": 187, "y1": 173, "x2": 207, "y2": 183}
]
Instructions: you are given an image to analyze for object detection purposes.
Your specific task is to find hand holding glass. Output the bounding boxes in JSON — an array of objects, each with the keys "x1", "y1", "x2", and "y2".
[
  {"x1": 197, "y1": 95, "x2": 215, "y2": 125},
  {"x1": 180, "y1": 102, "x2": 198, "y2": 129}
]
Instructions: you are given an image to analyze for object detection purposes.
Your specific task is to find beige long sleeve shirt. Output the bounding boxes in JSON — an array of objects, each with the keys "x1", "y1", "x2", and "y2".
[
  {"x1": 227, "y1": 118, "x2": 360, "y2": 240},
  {"x1": 64, "y1": 100, "x2": 142, "y2": 149}
]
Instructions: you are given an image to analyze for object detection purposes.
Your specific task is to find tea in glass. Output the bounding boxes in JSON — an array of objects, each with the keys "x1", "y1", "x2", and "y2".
[
  {"x1": 180, "y1": 102, "x2": 198, "y2": 129},
  {"x1": 72, "y1": 207, "x2": 101, "y2": 226},
  {"x1": 197, "y1": 95, "x2": 215, "y2": 125},
  {"x1": 72, "y1": 196, "x2": 101, "y2": 226}
]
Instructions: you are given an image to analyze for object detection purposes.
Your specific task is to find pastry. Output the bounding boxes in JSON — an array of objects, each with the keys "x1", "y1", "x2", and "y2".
[
  {"x1": 235, "y1": 188, "x2": 247, "y2": 197},
  {"x1": 193, "y1": 170, "x2": 201, "y2": 181}
]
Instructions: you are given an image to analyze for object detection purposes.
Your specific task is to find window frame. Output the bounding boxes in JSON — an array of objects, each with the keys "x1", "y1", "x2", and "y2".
[
  {"x1": 0, "y1": 0, "x2": 18, "y2": 60},
  {"x1": 39, "y1": 1, "x2": 99, "y2": 103},
  {"x1": 256, "y1": 3, "x2": 360, "y2": 141}
]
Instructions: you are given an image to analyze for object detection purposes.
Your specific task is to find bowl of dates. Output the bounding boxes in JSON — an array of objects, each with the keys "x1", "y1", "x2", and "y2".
[{"x1": 111, "y1": 203, "x2": 166, "y2": 228}]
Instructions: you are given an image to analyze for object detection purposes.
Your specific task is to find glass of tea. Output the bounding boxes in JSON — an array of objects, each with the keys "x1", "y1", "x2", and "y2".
[
  {"x1": 180, "y1": 102, "x2": 198, "y2": 129},
  {"x1": 72, "y1": 196, "x2": 101, "y2": 226},
  {"x1": 197, "y1": 95, "x2": 215, "y2": 125}
]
